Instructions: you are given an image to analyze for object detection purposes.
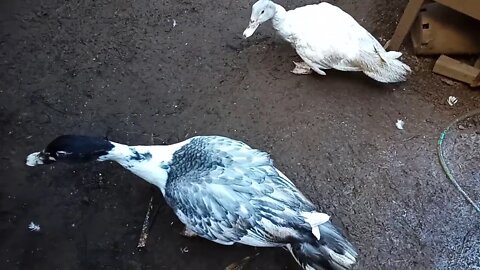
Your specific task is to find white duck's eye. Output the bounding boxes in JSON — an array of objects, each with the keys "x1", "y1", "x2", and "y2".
[{"x1": 261, "y1": 10, "x2": 265, "y2": 14}]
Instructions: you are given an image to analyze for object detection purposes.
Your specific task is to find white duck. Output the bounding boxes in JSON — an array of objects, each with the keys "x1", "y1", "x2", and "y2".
[
  {"x1": 243, "y1": 0, "x2": 411, "y2": 83},
  {"x1": 26, "y1": 135, "x2": 357, "y2": 270}
]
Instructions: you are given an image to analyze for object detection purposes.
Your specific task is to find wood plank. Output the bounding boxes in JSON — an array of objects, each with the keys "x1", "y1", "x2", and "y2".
[
  {"x1": 433, "y1": 55, "x2": 480, "y2": 85},
  {"x1": 474, "y1": 56, "x2": 480, "y2": 69},
  {"x1": 472, "y1": 73, "x2": 480, "y2": 87},
  {"x1": 435, "y1": 0, "x2": 480, "y2": 20},
  {"x1": 385, "y1": 0, "x2": 425, "y2": 51}
]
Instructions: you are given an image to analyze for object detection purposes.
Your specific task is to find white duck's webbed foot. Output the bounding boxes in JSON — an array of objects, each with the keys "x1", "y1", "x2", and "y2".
[
  {"x1": 291, "y1": 61, "x2": 313, "y2": 75},
  {"x1": 180, "y1": 226, "x2": 197, "y2": 237}
]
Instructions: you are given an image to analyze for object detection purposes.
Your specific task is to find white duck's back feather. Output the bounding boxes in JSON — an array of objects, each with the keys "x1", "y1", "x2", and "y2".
[{"x1": 279, "y1": 3, "x2": 369, "y2": 59}]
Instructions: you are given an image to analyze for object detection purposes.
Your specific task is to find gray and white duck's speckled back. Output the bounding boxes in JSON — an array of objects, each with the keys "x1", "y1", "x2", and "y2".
[{"x1": 163, "y1": 136, "x2": 317, "y2": 246}]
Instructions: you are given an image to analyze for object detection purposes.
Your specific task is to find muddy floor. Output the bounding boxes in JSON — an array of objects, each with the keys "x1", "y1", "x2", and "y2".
[{"x1": 1, "y1": 0, "x2": 479, "y2": 269}]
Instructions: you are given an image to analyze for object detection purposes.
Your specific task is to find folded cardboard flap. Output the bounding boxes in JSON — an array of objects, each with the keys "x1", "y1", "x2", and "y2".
[{"x1": 435, "y1": 0, "x2": 480, "y2": 21}]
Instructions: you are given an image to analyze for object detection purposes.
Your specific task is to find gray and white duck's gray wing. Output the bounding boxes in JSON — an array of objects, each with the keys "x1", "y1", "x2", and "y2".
[{"x1": 164, "y1": 136, "x2": 324, "y2": 246}]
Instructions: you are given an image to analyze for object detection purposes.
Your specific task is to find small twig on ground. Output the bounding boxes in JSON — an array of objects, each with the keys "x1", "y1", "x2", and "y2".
[
  {"x1": 402, "y1": 135, "x2": 419, "y2": 142},
  {"x1": 224, "y1": 253, "x2": 260, "y2": 270},
  {"x1": 137, "y1": 196, "x2": 154, "y2": 248},
  {"x1": 137, "y1": 133, "x2": 160, "y2": 248}
]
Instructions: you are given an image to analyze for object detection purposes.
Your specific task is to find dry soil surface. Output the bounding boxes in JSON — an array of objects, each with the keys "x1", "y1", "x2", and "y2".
[{"x1": 1, "y1": 0, "x2": 479, "y2": 269}]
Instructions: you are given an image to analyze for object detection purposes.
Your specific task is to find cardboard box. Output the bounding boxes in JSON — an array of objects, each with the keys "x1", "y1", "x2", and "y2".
[{"x1": 411, "y1": 3, "x2": 480, "y2": 55}]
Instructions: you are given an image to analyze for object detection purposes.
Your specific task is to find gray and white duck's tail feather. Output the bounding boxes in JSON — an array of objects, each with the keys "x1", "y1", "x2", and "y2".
[{"x1": 289, "y1": 221, "x2": 357, "y2": 270}]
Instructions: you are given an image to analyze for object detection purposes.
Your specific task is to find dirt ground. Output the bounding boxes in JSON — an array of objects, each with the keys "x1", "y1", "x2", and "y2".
[{"x1": 1, "y1": 0, "x2": 479, "y2": 269}]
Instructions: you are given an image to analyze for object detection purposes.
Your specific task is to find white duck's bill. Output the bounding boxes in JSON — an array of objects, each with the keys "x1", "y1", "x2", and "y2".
[{"x1": 243, "y1": 22, "x2": 260, "y2": 38}]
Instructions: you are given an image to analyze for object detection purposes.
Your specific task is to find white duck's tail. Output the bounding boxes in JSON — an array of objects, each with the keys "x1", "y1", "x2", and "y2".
[
  {"x1": 362, "y1": 49, "x2": 411, "y2": 83},
  {"x1": 288, "y1": 221, "x2": 358, "y2": 270}
]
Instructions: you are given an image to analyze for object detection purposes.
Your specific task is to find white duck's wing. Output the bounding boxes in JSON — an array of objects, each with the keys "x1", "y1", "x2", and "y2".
[
  {"x1": 286, "y1": 3, "x2": 379, "y2": 71},
  {"x1": 164, "y1": 136, "x2": 317, "y2": 246}
]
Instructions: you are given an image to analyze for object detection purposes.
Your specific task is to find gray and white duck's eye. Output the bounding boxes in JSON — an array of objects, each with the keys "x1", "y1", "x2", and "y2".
[{"x1": 261, "y1": 10, "x2": 265, "y2": 14}]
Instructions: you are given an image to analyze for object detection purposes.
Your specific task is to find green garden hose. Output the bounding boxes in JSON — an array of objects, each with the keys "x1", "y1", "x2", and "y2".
[{"x1": 437, "y1": 109, "x2": 480, "y2": 214}]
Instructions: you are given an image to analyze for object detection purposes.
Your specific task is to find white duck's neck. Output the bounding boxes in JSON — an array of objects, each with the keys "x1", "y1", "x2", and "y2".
[
  {"x1": 270, "y1": 2, "x2": 290, "y2": 39},
  {"x1": 99, "y1": 140, "x2": 190, "y2": 195}
]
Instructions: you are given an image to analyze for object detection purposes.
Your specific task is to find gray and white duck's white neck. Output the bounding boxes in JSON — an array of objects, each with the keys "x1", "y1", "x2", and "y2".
[{"x1": 99, "y1": 140, "x2": 191, "y2": 195}]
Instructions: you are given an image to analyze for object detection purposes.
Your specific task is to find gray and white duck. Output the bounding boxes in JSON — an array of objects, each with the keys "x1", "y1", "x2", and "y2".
[
  {"x1": 26, "y1": 135, "x2": 357, "y2": 270},
  {"x1": 243, "y1": 0, "x2": 411, "y2": 83}
]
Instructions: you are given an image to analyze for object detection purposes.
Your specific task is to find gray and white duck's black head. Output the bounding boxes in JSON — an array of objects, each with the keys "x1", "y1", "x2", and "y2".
[
  {"x1": 26, "y1": 135, "x2": 115, "y2": 166},
  {"x1": 26, "y1": 134, "x2": 186, "y2": 193}
]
